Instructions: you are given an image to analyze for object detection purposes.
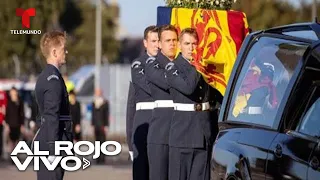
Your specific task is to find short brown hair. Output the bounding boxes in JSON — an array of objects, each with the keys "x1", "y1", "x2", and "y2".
[
  {"x1": 144, "y1": 25, "x2": 159, "y2": 40},
  {"x1": 40, "y1": 31, "x2": 66, "y2": 58},
  {"x1": 158, "y1": 25, "x2": 178, "y2": 41},
  {"x1": 179, "y1": 28, "x2": 199, "y2": 42}
]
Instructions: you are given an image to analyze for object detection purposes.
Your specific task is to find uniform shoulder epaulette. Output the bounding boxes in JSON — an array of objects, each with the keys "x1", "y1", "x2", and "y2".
[
  {"x1": 165, "y1": 62, "x2": 175, "y2": 71},
  {"x1": 131, "y1": 60, "x2": 141, "y2": 69},
  {"x1": 47, "y1": 74, "x2": 59, "y2": 81},
  {"x1": 146, "y1": 57, "x2": 156, "y2": 64}
]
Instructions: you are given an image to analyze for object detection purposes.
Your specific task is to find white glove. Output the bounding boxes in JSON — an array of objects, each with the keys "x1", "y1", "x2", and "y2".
[
  {"x1": 129, "y1": 151, "x2": 133, "y2": 161},
  {"x1": 48, "y1": 156, "x2": 56, "y2": 163},
  {"x1": 29, "y1": 121, "x2": 35, "y2": 129}
]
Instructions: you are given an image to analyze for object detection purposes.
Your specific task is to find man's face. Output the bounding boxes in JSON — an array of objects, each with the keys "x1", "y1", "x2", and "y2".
[
  {"x1": 179, "y1": 33, "x2": 198, "y2": 60},
  {"x1": 144, "y1": 32, "x2": 159, "y2": 57},
  {"x1": 50, "y1": 39, "x2": 67, "y2": 66},
  {"x1": 159, "y1": 30, "x2": 178, "y2": 61},
  {"x1": 57, "y1": 43, "x2": 67, "y2": 65},
  {"x1": 69, "y1": 94, "x2": 76, "y2": 104},
  {"x1": 9, "y1": 89, "x2": 18, "y2": 101}
]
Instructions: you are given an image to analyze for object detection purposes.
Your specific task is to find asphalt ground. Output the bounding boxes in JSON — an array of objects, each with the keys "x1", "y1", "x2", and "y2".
[{"x1": 0, "y1": 144, "x2": 133, "y2": 180}]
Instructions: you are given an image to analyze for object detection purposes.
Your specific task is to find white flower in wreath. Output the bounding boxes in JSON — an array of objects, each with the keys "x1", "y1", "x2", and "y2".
[
  {"x1": 215, "y1": 0, "x2": 219, "y2": 5},
  {"x1": 196, "y1": 0, "x2": 200, "y2": 3}
]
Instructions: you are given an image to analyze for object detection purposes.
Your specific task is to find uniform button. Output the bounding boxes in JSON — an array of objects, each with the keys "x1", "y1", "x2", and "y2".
[
  {"x1": 199, "y1": 86, "x2": 202, "y2": 89},
  {"x1": 199, "y1": 97, "x2": 202, "y2": 100}
]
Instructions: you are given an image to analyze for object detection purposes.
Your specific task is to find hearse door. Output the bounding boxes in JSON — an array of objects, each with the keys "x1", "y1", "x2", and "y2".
[
  {"x1": 266, "y1": 86, "x2": 320, "y2": 180},
  {"x1": 306, "y1": 46, "x2": 320, "y2": 180},
  {"x1": 305, "y1": 97, "x2": 320, "y2": 180},
  {"x1": 266, "y1": 44, "x2": 320, "y2": 180},
  {"x1": 221, "y1": 33, "x2": 311, "y2": 180}
]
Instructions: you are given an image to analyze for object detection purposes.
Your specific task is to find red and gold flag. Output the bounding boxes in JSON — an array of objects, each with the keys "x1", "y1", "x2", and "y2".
[{"x1": 158, "y1": 7, "x2": 249, "y2": 95}]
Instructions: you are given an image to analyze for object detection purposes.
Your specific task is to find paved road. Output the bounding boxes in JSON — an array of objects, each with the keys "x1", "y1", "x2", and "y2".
[
  {"x1": 0, "y1": 144, "x2": 133, "y2": 180},
  {"x1": 0, "y1": 163, "x2": 132, "y2": 180}
]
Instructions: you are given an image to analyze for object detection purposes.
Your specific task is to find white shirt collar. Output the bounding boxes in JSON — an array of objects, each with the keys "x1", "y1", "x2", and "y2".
[
  {"x1": 53, "y1": 65, "x2": 60, "y2": 72},
  {"x1": 48, "y1": 63, "x2": 60, "y2": 72},
  {"x1": 146, "y1": 52, "x2": 154, "y2": 58},
  {"x1": 181, "y1": 54, "x2": 191, "y2": 63}
]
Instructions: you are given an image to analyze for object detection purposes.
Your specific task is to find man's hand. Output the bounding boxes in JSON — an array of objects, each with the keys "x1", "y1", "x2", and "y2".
[
  {"x1": 3, "y1": 121, "x2": 9, "y2": 133},
  {"x1": 75, "y1": 124, "x2": 81, "y2": 133},
  {"x1": 48, "y1": 156, "x2": 56, "y2": 163},
  {"x1": 0, "y1": 105, "x2": 5, "y2": 115},
  {"x1": 104, "y1": 126, "x2": 109, "y2": 134},
  {"x1": 91, "y1": 125, "x2": 95, "y2": 133},
  {"x1": 20, "y1": 126, "x2": 26, "y2": 134},
  {"x1": 29, "y1": 121, "x2": 36, "y2": 130},
  {"x1": 129, "y1": 151, "x2": 133, "y2": 161}
]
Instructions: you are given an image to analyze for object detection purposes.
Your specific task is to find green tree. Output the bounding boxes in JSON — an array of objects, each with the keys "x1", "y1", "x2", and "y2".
[
  {"x1": 295, "y1": 0, "x2": 320, "y2": 23},
  {"x1": 232, "y1": 0, "x2": 300, "y2": 31},
  {"x1": 66, "y1": 0, "x2": 120, "y2": 73},
  {"x1": 0, "y1": 0, "x2": 64, "y2": 78},
  {"x1": 0, "y1": 0, "x2": 120, "y2": 78}
]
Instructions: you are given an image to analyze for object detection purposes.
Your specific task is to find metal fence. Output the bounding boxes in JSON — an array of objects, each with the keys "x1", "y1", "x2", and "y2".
[
  {"x1": 77, "y1": 64, "x2": 131, "y2": 137},
  {"x1": 107, "y1": 64, "x2": 131, "y2": 135}
]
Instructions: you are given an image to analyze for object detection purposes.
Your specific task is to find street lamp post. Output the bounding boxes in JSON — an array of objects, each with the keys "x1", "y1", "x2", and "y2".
[
  {"x1": 95, "y1": 0, "x2": 102, "y2": 92},
  {"x1": 312, "y1": 0, "x2": 317, "y2": 21},
  {"x1": 12, "y1": 54, "x2": 20, "y2": 79}
]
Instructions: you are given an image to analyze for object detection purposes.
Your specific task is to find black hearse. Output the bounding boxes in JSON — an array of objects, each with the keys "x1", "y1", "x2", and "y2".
[{"x1": 211, "y1": 22, "x2": 320, "y2": 180}]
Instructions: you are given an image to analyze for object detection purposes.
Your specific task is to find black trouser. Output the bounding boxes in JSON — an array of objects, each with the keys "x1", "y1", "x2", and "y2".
[
  {"x1": 132, "y1": 110, "x2": 151, "y2": 180},
  {"x1": 169, "y1": 146, "x2": 211, "y2": 180},
  {"x1": 94, "y1": 127, "x2": 106, "y2": 164},
  {"x1": 148, "y1": 144, "x2": 169, "y2": 180},
  {"x1": 133, "y1": 142, "x2": 149, "y2": 180},
  {"x1": 37, "y1": 160, "x2": 64, "y2": 180}
]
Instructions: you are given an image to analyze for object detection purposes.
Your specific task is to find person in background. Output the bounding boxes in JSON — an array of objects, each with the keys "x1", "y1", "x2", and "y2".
[
  {"x1": 69, "y1": 90, "x2": 81, "y2": 142},
  {"x1": 29, "y1": 91, "x2": 38, "y2": 134},
  {"x1": 63, "y1": 73, "x2": 75, "y2": 93},
  {"x1": 5, "y1": 87, "x2": 24, "y2": 153},
  {"x1": 0, "y1": 90, "x2": 7, "y2": 160},
  {"x1": 91, "y1": 88, "x2": 109, "y2": 164}
]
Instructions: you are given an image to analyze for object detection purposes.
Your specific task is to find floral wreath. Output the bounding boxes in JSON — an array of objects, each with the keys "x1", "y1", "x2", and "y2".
[{"x1": 164, "y1": 0, "x2": 237, "y2": 10}]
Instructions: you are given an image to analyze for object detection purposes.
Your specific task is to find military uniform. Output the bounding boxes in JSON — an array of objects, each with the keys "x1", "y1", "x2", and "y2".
[
  {"x1": 33, "y1": 64, "x2": 73, "y2": 180},
  {"x1": 131, "y1": 52, "x2": 155, "y2": 180},
  {"x1": 144, "y1": 52, "x2": 174, "y2": 180},
  {"x1": 165, "y1": 54, "x2": 222, "y2": 180}
]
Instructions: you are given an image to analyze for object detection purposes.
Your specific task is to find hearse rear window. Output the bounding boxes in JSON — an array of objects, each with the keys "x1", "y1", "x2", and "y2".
[{"x1": 227, "y1": 36, "x2": 308, "y2": 128}]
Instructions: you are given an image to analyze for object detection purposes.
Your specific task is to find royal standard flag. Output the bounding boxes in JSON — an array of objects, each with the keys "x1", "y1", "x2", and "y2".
[{"x1": 157, "y1": 7, "x2": 249, "y2": 95}]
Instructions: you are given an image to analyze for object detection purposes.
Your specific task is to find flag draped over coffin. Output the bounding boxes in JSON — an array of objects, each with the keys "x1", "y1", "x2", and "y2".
[{"x1": 157, "y1": 6, "x2": 249, "y2": 95}]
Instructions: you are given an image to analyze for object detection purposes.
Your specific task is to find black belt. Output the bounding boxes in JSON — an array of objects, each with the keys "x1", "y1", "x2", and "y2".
[
  {"x1": 59, "y1": 115, "x2": 72, "y2": 121},
  {"x1": 41, "y1": 115, "x2": 72, "y2": 124}
]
